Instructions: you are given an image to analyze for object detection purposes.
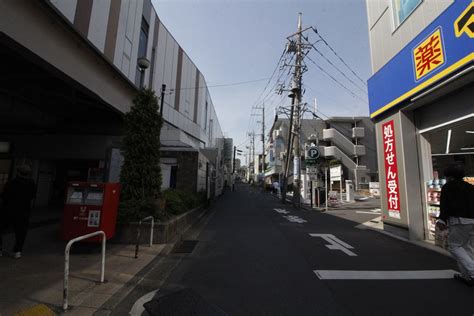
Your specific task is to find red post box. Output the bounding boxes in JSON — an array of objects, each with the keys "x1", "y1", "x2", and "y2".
[{"x1": 62, "y1": 182, "x2": 121, "y2": 241}]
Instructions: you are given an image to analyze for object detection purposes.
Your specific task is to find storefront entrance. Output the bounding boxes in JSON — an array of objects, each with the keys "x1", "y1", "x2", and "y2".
[{"x1": 419, "y1": 115, "x2": 474, "y2": 242}]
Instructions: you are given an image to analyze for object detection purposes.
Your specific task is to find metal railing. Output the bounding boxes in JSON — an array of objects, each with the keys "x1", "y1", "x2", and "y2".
[
  {"x1": 134, "y1": 216, "x2": 155, "y2": 258},
  {"x1": 63, "y1": 231, "x2": 106, "y2": 311}
]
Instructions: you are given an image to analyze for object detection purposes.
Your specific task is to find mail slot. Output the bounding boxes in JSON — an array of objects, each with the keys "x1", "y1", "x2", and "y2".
[{"x1": 61, "y1": 182, "x2": 120, "y2": 241}]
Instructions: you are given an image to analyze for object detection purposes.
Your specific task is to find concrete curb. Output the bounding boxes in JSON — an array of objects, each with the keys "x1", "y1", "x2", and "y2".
[{"x1": 93, "y1": 205, "x2": 215, "y2": 315}]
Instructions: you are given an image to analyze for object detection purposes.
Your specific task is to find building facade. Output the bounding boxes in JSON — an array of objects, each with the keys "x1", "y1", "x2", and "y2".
[
  {"x1": 366, "y1": 0, "x2": 473, "y2": 243},
  {"x1": 0, "y1": 0, "x2": 225, "y2": 209},
  {"x1": 267, "y1": 116, "x2": 377, "y2": 201}
]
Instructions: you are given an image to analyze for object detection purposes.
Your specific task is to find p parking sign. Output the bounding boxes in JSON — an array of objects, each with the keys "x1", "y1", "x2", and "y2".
[
  {"x1": 306, "y1": 146, "x2": 320, "y2": 165},
  {"x1": 307, "y1": 146, "x2": 320, "y2": 159}
]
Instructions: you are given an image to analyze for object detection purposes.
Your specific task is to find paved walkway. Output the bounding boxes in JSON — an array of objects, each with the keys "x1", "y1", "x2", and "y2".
[{"x1": 0, "y1": 222, "x2": 164, "y2": 315}]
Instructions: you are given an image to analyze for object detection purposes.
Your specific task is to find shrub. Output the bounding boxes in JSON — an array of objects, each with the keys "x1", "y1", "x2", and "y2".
[
  {"x1": 163, "y1": 189, "x2": 203, "y2": 215},
  {"x1": 119, "y1": 88, "x2": 163, "y2": 222}
]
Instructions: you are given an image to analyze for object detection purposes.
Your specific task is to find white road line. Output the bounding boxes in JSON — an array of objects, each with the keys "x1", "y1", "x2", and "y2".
[
  {"x1": 314, "y1": 269, "x2": 458, "y2": 280},
  {"x1": 283, "y1": 215, "x2": 307, "y2": 223},
  {"x1": 356, "y1": 211, "x2": 381, "y2": 214},
  {"x1": 274, "y1": 208, "x2": 289, "y2": 214},
  {"x1": 356, "y1": 209, "x2": 381, "y2": 214},
  {"x1": 129, "y1": 289, "x2": 159, "y2": 315},
  {"x1": 309, "y1": 234, "x2": 357, "y2": 256}
]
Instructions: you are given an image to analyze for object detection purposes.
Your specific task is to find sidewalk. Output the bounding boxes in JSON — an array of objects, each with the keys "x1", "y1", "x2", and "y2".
[
  {"x1": 271, "y1": 191, "x2": 381, "y2": 211},
  {"x1": 0, "y1": 223, "x2": 165, "y2": 315}
]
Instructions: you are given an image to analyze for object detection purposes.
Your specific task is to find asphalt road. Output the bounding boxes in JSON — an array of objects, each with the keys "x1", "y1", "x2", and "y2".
[{"x1": 107, "y1": 183, "x2": 474, "y2": 316}]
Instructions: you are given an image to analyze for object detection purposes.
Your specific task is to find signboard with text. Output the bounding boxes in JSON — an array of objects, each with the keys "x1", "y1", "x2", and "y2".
[
  {"x1": 382, "y1": 121, "x2": 401, "y2": 219},
  {"x1": 330, "y1": 165, "x2": 342, "y2": 182},
  {"x1": 368, "y1": 0, "x2": 474, "y2": 118}
]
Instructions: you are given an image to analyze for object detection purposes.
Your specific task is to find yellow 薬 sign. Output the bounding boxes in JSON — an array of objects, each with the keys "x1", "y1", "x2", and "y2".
[{"x1": 413, "y1": 28, "x2": 445, "y2": 80}]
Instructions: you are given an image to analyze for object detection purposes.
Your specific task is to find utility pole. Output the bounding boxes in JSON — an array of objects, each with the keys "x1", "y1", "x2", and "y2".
[
  {"x1": 252, "y1": 103, "x2": 266, "y2": 186},
  {"x1": 261, "y1": 104, "x2": 265, "y2": 191},
  {"x1": 295, "y1": 13, "x2": 303, "y2": 208},
  {"x1": 281, "y1": 98, "x2": 295, "y2": 204},
  {"x1": 160, "y1": 84, "x2": 166, "y2": 117},
  {"x1": 233, "y1": 146, "x2": 236, "y2": 174},
  {"x1": 280, "y1": 13, "x2": 310, "y2": 208},
  {"x1": 249, "y1": 131, "x2": 256, "y2": 182},
  {"x1": 290, "y1": 13, "x2": 304, "y2": 208}
]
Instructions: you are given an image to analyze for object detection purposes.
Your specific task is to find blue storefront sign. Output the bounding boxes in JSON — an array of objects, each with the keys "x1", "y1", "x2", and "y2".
[{"x1": 368, "y1": 0, "x2": 474, "y2": 118}]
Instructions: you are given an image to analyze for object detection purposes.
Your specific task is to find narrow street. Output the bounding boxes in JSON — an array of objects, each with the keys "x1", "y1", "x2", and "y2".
[{"x1": 109, "y1": 183, "x2": 474, "y2": 315}]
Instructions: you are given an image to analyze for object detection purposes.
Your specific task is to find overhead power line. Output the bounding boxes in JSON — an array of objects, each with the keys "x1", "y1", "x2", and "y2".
[
  {"x1": 309, "y1": 42, "x2": 367, "y2": 94},
  {"x1": 245, "y1": 47, "x2": 288, "y2": 138},
  {"x1": 174, "y1": 77, "x2": 271, "y2": 91},
  {"x1": 305, "y1": 55, "x2": 367, "y2": 104},
  {"x1": 312, "y1": 27, "x2": 367, "y2": 87}
]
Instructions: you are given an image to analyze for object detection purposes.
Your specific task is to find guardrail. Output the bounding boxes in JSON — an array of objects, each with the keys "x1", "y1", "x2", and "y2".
[
  {"x1": 63, "y1": 231, "x2": 106, "y2": 311},
  {"x1": 134, "y1": 216, "x2": 155, "y2": 259}
]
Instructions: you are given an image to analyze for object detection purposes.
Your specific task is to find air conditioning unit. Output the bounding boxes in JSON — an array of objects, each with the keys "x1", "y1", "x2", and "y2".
[{"x1": 280, "y1": 151, "x2": 287, "y2": 160}]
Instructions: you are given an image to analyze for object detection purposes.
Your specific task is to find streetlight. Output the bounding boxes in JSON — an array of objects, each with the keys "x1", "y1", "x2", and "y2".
[{"x1": 137, "y1": 57, "x2": 150, "y2": 88}]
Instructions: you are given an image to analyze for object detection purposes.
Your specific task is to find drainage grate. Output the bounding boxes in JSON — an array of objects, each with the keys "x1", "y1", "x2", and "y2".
[{"x1": 172, "y1": 240, "x2": 199, "y2": 254}]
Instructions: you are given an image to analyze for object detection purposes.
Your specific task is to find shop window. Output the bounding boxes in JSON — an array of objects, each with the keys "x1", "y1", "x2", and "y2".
[{"x1": 392, "y1": 0, "x2": 422, "y2": 29}]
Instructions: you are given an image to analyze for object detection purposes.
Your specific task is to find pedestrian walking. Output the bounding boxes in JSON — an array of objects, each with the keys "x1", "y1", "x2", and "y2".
[
  {"x1": 272, "y1": 181, "x2": 280, "y2": 195},
  {"x1": 0, "y1": 164, "x2": 36, "y2": 259},
  {"x1": 436, "y1": 165, "x2": 474, "y2": 286}
]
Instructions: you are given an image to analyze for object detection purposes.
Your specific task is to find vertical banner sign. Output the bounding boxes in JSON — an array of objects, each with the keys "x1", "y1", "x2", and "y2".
[{"x1": 382, "y1": 121, "x2": 401, "y2": 219}]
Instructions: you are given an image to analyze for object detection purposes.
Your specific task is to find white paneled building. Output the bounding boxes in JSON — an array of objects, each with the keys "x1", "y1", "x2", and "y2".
[{"x1": 0, "y1": 0, "x2": 225, "y2": 207}]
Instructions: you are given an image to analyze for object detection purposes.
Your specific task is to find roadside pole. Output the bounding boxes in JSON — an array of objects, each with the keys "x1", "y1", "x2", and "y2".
[
  {"x1": 325, "y1": 167, "x2": 328, "y2": 212},
  {"x1": 340, "y1": 177, "x2": 343, "y2": 202}
]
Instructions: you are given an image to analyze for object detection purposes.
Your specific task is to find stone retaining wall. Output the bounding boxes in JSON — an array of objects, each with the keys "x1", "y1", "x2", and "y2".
[{"x1": 114, "y1": 206, "x2": 205, "y2": 244}]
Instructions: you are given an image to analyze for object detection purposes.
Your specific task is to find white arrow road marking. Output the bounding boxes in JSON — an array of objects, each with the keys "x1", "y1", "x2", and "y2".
[
  {"x1": 283, "y1": 215, "x2": 307, "y2": 223},
  {"x1": 356, "y1": 209, "x2": 381, "y2": 214},
  {"x1": 314, "y1": 269, "x2": 458, "y2": 280},
  {"x1": 274, "y1": 208, "x2": 289, "y2": 214},
  {"x1": 129, "y1": 289, "x2": 159, "y2": 316},
  {"x1": 309, "y1": 234, "x2": 357, "y2": 256}
]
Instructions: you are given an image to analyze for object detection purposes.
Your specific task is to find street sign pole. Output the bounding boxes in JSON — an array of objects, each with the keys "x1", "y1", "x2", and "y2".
[{"x1": 325, "y1": 167, "x2": 328, "y2": 212}]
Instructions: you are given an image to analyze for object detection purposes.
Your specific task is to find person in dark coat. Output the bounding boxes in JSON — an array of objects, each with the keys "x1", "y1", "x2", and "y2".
[
  {"x1": 0, "y1": 164, "x2": 36, "y2": 258},
  {"x1": 436, "y1": 165, "x2": 474, "y2": 286}
]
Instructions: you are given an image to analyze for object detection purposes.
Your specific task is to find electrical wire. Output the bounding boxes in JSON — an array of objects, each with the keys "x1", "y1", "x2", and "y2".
[
  {"x1": 245, "y1": 48, "x2": 293, "y2": 137},
  {"x1": 309, "y1": 42, "x2": 367, "y2": 94},
  {"x1": 305, "y1": 55, "x2": 368, "y2": 104},
  {"x1": 312, "y1": 27, "x2": 367, "y2": 87},
  {"x1": 175, "y1": 77, "x2": 271, "y2": 91}
]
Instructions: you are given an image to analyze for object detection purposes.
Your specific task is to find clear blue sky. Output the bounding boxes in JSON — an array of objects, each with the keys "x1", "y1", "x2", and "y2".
[{"x1": 153, "y1": 0, "x2": 372, "y2": 155}]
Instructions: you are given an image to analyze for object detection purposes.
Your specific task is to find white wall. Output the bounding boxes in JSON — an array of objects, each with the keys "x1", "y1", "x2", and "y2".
[
  {"x1": 367, "y1": 0, "x2": 453, "y2": 73},
  {"x1": 50, "y1": 0, "x2": 77, "y2": 22},
  {"x1": 44, "y1": 0, "x2": 224, "y2": 149},
  {"x1": 88, "y1": 0, "x2": 111, "y2": 51}
]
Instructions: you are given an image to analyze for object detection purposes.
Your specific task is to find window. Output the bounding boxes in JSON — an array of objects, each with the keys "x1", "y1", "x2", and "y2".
[
  {"x1": 209, "y1": 119, "x2": 213, "y2": 142},
  {"x1": 392, "y1": 0, "x2": 422, "y2": 28},
  {"x1": 138, "y1": 19, "x2": 149, "y2": 58},
  {"x1": 204, "y1": 102, "x2": 208, "y2": 131},
  {"x1": 135, "y1": 17, "x2": 149, "y2": 87}
]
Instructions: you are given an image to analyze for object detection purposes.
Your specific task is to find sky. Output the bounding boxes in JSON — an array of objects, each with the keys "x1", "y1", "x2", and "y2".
[{"x1": 152, "y1": 0, "x2": 372, "y2": 158}]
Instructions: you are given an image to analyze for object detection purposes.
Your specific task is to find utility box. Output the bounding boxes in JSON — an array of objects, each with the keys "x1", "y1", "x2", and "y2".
[
  {"x1": 62, "y1": 182, "x2": 120, "y2": 241},
  {"x1": 345, "y1": 180, "x2": 355, "y2": 202}
]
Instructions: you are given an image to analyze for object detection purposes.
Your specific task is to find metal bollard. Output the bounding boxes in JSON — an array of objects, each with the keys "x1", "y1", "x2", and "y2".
[
  {"x1": 134, "y1": 216, "x2": 155, "y2": 258},
  {"x1": 63, "y1": 231, "x2": 106, "y2": 311}
]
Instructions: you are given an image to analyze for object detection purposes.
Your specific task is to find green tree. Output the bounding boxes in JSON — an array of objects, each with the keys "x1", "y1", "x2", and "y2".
[{"x1": 119, "y1": 88, "x2": 163, "y2": 222}]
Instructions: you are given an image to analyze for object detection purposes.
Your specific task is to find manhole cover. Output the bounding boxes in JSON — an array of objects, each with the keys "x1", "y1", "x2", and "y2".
[
  {"x1": 172, "y1": 240, "x2": 199, "y2": 254},
  {"x1": 144, "y1": 288, "x2": 227, "y2": 316}
]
